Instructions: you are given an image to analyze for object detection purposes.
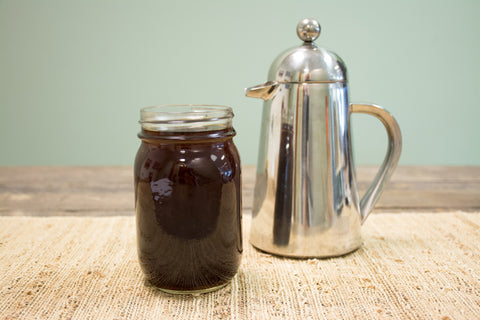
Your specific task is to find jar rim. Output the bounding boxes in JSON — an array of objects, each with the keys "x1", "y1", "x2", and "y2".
[{"x1": 140, "y1": 104, "x2": 233, "y2": 125}]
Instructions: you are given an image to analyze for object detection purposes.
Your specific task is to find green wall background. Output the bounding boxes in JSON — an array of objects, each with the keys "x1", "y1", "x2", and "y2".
[{"x1": 1, "y1": 0, "x2": 479, "y2": 166}]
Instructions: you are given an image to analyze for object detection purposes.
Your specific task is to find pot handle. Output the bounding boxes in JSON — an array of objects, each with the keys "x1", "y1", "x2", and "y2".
[{"x1": 349, "y1": 104, "x2": 402, "y2": 223}]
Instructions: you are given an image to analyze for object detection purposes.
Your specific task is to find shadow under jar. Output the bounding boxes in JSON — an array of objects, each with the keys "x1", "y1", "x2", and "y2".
[{"x1": 134, "y1": 105, "x2": 242, "y2": 295}]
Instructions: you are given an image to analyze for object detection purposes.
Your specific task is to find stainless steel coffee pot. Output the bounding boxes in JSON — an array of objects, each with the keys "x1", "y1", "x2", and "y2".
[{"x1": 245, "y1": 18, "x2": 402, "y2": 258}]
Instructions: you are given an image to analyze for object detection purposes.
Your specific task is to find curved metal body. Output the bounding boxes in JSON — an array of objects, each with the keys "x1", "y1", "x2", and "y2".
[{"x1": 248, "y1": 81, "x2": 401, "y2": 258}]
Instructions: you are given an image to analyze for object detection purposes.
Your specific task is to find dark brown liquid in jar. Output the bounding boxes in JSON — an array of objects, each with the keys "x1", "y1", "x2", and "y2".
[{"x1": 134, "y1": 128, "x2": 242, "y2": 292}]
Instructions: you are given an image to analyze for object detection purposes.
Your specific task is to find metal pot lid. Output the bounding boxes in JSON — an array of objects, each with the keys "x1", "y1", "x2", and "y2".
[{"x1": 267, "y1": 19, "x2": 347, "y2": 83}]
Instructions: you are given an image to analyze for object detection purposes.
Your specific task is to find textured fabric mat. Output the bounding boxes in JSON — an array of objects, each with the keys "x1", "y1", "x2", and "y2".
[{"x1": 1, "y1": 212, "x2": 479, "y2": 319}]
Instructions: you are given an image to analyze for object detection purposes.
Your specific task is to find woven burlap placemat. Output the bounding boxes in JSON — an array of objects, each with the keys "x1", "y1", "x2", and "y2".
[{"x1": 1, "y1": 212, "x2": 479, "y2": 319}]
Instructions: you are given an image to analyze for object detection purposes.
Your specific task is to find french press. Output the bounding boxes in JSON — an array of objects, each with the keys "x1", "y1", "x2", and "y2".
[{"x1": 246, "y1": 18, "x2": 402, "y2": 258}]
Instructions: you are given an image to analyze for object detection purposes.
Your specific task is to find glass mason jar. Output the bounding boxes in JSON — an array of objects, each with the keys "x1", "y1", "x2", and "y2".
[{"x1": 134, "y1": 105, "x2": 242, "y2": 294}]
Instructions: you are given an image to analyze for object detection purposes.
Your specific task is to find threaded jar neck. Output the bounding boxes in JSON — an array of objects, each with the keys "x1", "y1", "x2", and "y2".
[
  {"x1": 140, "y1": 105, "x2": 233, "y2": 132},
  {"x1": 138, "y1": 105, "x2": 235, "y2": 141}
]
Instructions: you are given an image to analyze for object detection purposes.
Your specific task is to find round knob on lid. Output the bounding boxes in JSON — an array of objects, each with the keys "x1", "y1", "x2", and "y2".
[{"x1": 296, "y1": 18, "x2": 321, "y2": 42}]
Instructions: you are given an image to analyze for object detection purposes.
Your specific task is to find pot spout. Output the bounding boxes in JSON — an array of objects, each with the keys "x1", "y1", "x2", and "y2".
[{"x1": 245, "y1": 81, "x2": 279, "y2": 101}]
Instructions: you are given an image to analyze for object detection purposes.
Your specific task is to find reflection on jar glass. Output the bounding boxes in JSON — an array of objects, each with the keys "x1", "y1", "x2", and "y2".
[{"x1": 134, "y1": 105, "x2": 242, "y2": 295}]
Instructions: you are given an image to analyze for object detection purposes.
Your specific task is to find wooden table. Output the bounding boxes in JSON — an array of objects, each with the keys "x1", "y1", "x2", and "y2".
[
  {"x1": 1, "y1": 166, "x2": 479, "y2": 216},
  {"x1": 1, "y1": 166, "x2": 480, "y2": 319}
]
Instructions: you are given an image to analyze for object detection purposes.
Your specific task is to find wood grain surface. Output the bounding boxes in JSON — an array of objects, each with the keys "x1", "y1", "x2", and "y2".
[{"x1": 0, "y1": 166, "x2": 479, "y2": 216}]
